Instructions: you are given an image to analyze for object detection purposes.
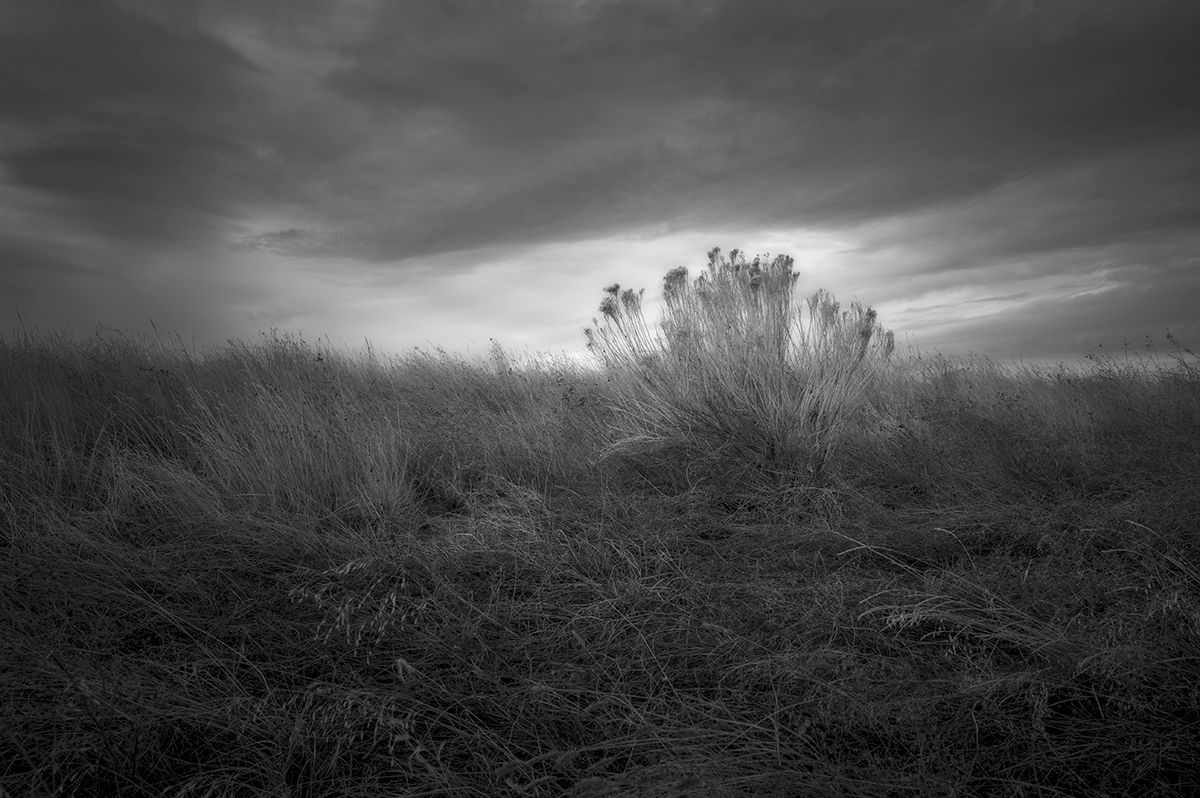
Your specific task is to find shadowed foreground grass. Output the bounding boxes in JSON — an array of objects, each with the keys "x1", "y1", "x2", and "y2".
[{"x1": 1, "y1": 326, "x2": 1198, "y2": 797}]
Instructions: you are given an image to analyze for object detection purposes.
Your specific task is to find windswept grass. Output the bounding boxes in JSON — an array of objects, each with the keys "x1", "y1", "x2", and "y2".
[{"x1": 2, "y1": 265, "x2": 1199, "y2": 796}]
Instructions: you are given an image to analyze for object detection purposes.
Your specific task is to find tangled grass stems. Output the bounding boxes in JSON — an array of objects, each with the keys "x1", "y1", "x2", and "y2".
[{"x1": 2, "y1": 253, "x2": 1199, "y2": 796}]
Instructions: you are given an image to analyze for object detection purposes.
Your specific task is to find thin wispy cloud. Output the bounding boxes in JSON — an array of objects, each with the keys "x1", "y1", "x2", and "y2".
[{"x1": 2, "y1": 0, "x2": 1197, "y2": 362}]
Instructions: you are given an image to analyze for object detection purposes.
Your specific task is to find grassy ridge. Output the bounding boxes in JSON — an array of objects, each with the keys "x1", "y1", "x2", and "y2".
[{"x1": 2, "y1": 298, "x2": 1199, "y2": 794}]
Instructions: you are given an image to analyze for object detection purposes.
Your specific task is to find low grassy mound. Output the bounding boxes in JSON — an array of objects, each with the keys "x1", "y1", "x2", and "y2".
[{"x1": 3, "y1": 253, "x2": 1198, "y2": 796}]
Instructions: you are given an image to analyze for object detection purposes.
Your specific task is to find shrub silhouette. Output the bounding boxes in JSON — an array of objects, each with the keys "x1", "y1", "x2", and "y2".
[{"x1": 585, "y1": 247, "x2": 894, "y2": 498}]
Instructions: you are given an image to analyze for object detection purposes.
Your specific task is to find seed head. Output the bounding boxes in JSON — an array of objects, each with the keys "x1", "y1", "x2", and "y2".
[
  {"x1": 663, "y1": 266, "x2": 688, "y2": 296},
  {"x1": 599, "y1": 295, "x2": 619, "y2": 319}
]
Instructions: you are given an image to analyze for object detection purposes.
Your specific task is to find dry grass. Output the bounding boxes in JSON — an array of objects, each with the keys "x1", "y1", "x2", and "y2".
[
  {"x1": 585, "y1": 248, "x2": 895, "y2": 500},
  {"x1": 2, "y1": 277, "x2": 1199, "y2": 796}
]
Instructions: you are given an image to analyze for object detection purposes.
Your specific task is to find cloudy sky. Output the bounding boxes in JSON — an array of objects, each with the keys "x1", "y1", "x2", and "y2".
[{"x1": 3, "y1": 0, "x2": 1198, "y2": 365}]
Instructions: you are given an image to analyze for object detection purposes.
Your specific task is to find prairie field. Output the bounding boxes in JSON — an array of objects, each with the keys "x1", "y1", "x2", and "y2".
[{"x1": 3, "y1": 260, "x2": 1199, "y2": 796}]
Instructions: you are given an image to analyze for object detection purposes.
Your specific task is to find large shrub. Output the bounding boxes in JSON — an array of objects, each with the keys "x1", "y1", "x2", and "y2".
[{"x1": 585, "y1": 247, "x2": 894, "y2": 496}]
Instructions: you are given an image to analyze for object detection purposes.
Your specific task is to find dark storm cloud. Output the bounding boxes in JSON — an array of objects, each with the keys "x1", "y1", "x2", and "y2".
[
  {"x1": 1, "y1": 0, "x2": 1198, "y2": 357},
  {"x1": 4, "y1": 0, "x2": 1198, "y2": 262},
  {"x1": 312, "y1": 0, "x2": 1200, "y2": 261},
  {"x1": 0, "y1": 1, "x2": 265, "y2": 242},
  {"x1": 6, "y1": 126, "x2": 252, "y2": 246}
]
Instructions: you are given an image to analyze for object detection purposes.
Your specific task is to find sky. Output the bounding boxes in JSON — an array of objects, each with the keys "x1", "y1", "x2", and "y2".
[{"x1": 2, "y1": 0, "x2": 1199, "y2": 367}]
